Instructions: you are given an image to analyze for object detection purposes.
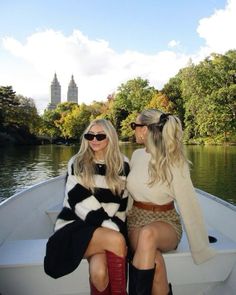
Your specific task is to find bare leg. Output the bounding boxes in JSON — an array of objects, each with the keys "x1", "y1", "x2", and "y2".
[
  {"x1": 88, "y1": 253, "x2": 109, "y2": 291},
  {"x1": 129, "y1": 221, "x2": 178, "y2": 295},
  {"x1": 85, "y1": 227, "x2": 127, "y2": 291},
  {"x1": 85, "y1": 227, "x2": 127, "y2": 258},
  {"x1": 152, "y1": 250, "x2": 169, "y2": 295}
]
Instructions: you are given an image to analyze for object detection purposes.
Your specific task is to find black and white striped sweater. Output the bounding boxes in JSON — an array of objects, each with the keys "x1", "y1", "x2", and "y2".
[{"x1": 55, "y1": 155, "x2": 130, "y2": 234}]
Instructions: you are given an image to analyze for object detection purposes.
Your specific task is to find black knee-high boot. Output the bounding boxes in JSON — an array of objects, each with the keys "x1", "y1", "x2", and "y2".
[{"x1": 128, "y1": 263, "x2": 155, "y2": 295}]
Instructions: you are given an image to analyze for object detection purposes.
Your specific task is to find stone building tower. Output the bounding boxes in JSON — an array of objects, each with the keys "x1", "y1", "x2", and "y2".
[
  {"x1": 48, "y1": 73, "x2": 61, "y2": 110},
  {"x1": 67, "y1": 75, "x2": 78, "y2": 103}
]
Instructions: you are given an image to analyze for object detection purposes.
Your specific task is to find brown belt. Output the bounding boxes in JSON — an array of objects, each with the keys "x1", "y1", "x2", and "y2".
[{"x1": 133, "y1": 201, "x2": 174, "y2": 212}]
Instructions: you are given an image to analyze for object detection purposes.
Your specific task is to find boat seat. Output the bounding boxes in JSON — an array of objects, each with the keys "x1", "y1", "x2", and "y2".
[
  {"x1": 0, "y1": 239, "x2": 90, "y2": 295},
  {"x1": 1, "y1": 230, "x2": 235, "y2": 286},
  {"x1": 0, "y1": 239, "x2": 48, "y2": 267},
  {"x1": 164, "y1": 228, "x2": 236, "y2": 285}
]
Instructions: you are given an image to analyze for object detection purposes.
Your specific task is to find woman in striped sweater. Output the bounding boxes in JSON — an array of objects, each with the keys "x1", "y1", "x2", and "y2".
[{"x1": 44, "y1": 119, "x2": 130, "y2": 295}]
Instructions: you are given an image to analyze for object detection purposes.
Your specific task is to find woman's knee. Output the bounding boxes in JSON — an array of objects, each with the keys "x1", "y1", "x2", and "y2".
[
  {"x1": 137, "y1": 225, "x2": 157, "y2": 251},
  {"x1": 89, "y1": 255, "x2": 108, "y2": 287},
  {"x1": 107, "y1": 231, "x2": 127, "y2": 256},
  {"x1": 90, "y1": 264, "x2": 108, "y2": 284}
]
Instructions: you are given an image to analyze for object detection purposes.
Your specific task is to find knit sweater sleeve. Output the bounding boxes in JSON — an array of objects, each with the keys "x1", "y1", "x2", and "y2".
[{"x1": 171, "y1": 163, "x2": 216, "y2": 264}]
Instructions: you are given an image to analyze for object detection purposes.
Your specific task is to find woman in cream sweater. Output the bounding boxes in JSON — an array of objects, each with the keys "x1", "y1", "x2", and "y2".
[{"x1": 127, "y1": 109, "x2": 216, "y2": 295}]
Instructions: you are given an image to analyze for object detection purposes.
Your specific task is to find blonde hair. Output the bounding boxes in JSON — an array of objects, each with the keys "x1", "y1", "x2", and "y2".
[
  {"x1": 138, "y1": 109, "x2": 188, "y2": 185},
  {"x1": 74, "y1": 119, "x2": 125, "y2": 195}
]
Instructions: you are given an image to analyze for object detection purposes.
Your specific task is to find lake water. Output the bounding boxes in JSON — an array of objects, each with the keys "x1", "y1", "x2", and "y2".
[{"x1": 0, "y1": 143, "x2": 235, "y2": 205}]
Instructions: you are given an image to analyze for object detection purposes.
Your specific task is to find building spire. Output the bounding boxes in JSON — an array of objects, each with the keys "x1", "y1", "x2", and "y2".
[
  {"x1": 48, "y1": 73, "x2": 61, "y2": 110},
  {"x1": 67, "y1": 75, "x2": 78, "y2": 103}
]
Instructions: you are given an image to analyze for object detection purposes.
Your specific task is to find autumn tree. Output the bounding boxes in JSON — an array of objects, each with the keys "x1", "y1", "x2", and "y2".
[{"x1": 146, "y1": 92, "x2": 175, "y2": 113}]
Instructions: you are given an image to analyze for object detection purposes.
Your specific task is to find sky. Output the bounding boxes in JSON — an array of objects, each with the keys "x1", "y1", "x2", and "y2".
[{"x1": 0, "y1": 0, "x2": 236, "y2": 113}]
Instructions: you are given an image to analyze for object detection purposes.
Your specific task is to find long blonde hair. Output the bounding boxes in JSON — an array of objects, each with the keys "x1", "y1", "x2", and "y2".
[
  {"x1": 138, "y1": 109, "x2": 188, "y2": 185},
  {"x1": 74, "y1": 119, "x2": 125, "y2": 195}
]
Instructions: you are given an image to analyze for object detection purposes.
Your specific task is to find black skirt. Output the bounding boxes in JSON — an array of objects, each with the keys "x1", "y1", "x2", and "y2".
[
  {"x1": 44, "y1": 219, "x2": 96, "y2": 279},
  {"x1": 44, "y1": 218, "x2": 128, "y2": 279}
]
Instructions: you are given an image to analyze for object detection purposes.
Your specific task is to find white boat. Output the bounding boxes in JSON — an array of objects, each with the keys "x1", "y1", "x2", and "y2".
[{"x1": 0, "y1": 175, "x2": 236, "y2": 295}]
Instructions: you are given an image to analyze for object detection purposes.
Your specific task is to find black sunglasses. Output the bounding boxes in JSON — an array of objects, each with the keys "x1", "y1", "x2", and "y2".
[
  {"x1": 130, "y1": 122, "x2": 145, "y2": 130},
  {"x1": 84, "y1": 133, "x2": 107, "y2": 141}
]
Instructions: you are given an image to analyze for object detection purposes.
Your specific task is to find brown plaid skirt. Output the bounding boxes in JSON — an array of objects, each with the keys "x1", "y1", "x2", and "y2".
[{"x1": 127, "y1": 205, "x2": 183, "y2": 243}]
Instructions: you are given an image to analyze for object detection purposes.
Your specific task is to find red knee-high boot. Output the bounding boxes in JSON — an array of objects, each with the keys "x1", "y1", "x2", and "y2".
[
  {"x1": 90, "y1": 279, "x2": 110, "y2": 295},
  {"x1": 106, "y1": 251, "x2": 127, "y2": 295}
]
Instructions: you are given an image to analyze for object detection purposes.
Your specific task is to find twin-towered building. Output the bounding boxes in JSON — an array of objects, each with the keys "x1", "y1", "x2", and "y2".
[{"x1": 48, "y1": 73, "x2": 78, "y2": 110}]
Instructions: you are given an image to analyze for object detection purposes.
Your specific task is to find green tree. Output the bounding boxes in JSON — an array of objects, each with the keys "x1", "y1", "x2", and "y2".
[
  {"x1": 113, "y1": 77, "x2": 156, "y2": 130},
  {"x1": 88, "y1": 101, "x2": 107, "y2": 120},
  {"x1": 162, "y1": 75, "x2": 185, "y2": 122},
  {"x1": 0, "y1": 86, "x2": 19, "y2": 125},
  {"x1": 197, "y1": 85, "x2": 236, "y2": 142},
  {"x1": 56, "y1": 102, "x2": 78, "y2": 113},
  {"x1": 54, "y1": 103, "x2": 92, "y2": 140},
  {"x1": 40, "y1": 102, "x2": 81, "y2": 140},
  {"x1": 67, "y1": 104, "x2": 92, "y2": 139},
  {"x1": 180, "y1": 50, "x2": 236, "y2": 142},
  {"x1": 54, "y1": 104, "x2": 80, "y2": 139},
  {"x1": 40, "y1": 109, "x2": 61, "y2": 139},
  {"x1": 120, "y1": 112, "x2": 138, "y2": 141},
  {"x1": 14, "y1": 95, "x2": 40, "y2": 133}
]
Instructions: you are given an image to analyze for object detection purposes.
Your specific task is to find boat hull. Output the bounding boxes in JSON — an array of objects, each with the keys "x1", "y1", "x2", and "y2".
[{"x1": 0, "y1": 175, "x2": 236, "y2": 295}]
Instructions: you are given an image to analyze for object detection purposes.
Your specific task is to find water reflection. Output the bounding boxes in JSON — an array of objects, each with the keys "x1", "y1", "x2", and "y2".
[
  {"x1": 0, "y1": 145, "x2": 78, "y2": 198},
  {"x1": 186, "y1": 145, "x2": 236, "y2": 205},
  {"x1": 0, "y1": 144, "x2": 235, "y2": 205}
]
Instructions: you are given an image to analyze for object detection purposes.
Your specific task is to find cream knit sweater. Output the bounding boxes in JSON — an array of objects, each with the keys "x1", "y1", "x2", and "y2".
[{"x1": 127, "y1": 148, "x2": 216, "y2": 264}]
